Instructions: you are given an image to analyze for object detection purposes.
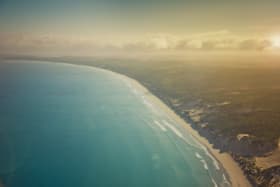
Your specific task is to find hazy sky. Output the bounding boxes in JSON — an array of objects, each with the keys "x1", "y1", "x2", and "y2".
[{"x1": 1, "y1": 0, "x2": 280, "y2": 55}]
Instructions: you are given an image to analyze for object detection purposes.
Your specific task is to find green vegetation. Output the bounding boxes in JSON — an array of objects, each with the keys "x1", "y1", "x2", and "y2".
[
  {"x1": 8, "y1": 55, "x2": 280, "y2": 153},
  {"x1": 70, "y1": 58, "x2": 280, "y2": 145}
]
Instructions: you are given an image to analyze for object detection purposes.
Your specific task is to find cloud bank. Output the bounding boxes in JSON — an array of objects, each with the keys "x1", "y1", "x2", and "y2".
[{"x1": 0, "y1": 30, "x2": 274, "y2": 56}]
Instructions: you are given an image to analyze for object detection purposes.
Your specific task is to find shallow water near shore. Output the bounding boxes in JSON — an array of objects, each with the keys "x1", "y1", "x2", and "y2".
[{"x1": 0, "y1": 60, "x2": 231, "y2": 187}]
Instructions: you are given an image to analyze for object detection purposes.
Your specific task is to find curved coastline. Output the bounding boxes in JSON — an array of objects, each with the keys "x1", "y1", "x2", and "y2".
[
  {"x1": 14, "y1": 60, "x2": 251, "y2": 187},
  {"x1": 101, "y1": 66, "x2": 251, "y2": 187},
  {"x1": 57, "y1": 61, "x2": 251, "y2": 187}
]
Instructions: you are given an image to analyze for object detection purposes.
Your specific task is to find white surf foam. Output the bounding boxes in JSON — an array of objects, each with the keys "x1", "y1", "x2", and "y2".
[
  {"x1": 222, "y1": 174, "x2": 231, "y2": 185},
  {"x1": 201, "y1": 145, "x2": 220, "y2": 170},
  {"x1": 211, "y1": 177, "x2": 219, "y2": 187},
  {"x1": 162, "y1": 120, "x2": 184, "y2": 139},
  {"x1": 133, "y1": 88, "x2": 139, "y2": 95},
  {"x1": 185, "y1": 133, "x2": 206, "y2": 149},
  {"x1": 154, "y1": 120, "x2": 167, "y2": 132},
  {"x1": 142, "y1": 96, "x2": 160, "y2": 114},
  {"x1": 195, "y1": 152, "x2": 202, "y2": 159},
  {"x1": 142, "y1": 96, "x2": 152, "y2": 107},
  {"x1": 200, "y1": 159, "x2": 209, "y2": 170},
  {"x1": 162, "y1": 119, "x2": 203, "y2": 149},
  {"x1": 144, "y1": 120, "x2": 156, "y2": 130},
  {"x1": 195, "y1": 152, "x2": 209, "y2": 171}
]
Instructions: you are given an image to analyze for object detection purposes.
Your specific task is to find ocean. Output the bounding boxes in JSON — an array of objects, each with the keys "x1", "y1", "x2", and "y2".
[{"x1": 0, "y1": 60, "x2": 230, "y2": 187}]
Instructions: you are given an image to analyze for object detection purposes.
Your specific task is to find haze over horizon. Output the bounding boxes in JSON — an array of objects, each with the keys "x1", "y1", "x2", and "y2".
[
  {"x1": 1, "y1": 1, "x2": 280, "y2": 187},
  {"x1": 1, "y1": 0, "x2": 280, "y2": 56}
]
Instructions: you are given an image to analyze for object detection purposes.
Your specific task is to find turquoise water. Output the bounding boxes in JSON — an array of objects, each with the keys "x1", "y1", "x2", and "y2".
[{"x1": 0, "y1": 60, "x2": 230, "y2": 187}]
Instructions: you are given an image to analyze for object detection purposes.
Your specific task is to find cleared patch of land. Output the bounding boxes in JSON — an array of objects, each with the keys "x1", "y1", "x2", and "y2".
[
  {"x1": 57, "y1": 56, "x2": 280, "y2": 153},
  {"x1": 8, "y1": 54, "x2": 280, "y2": 155},
  {"x1": 5, "y1": 54, "x2": 280, "y2": 186},
  {"x1": 256, "y1": 147, "x2": 280, "y2": 170}
]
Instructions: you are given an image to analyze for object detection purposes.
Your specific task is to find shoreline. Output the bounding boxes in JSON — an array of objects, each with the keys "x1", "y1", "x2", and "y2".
[
  {"x1": 116, "y1": 71, "x2": 251, "y2": 187},
  {"x1": 13, "y1": 60, "x2": 252, "y2": 187},
  {"x1": 61, "y1": 61, "x2": 251, "y2": 187}
]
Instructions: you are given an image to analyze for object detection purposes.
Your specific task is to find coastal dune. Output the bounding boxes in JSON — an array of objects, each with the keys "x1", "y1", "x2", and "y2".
[
  {"x1": 121, "y1": 74, "x2": 251, "y2": 187},
  {"x1": 102, "y1": 66, "x2": 251, "y2": 187},
  {"x1": 53, "y1": 61, "x2": 251, "y2": 187}
]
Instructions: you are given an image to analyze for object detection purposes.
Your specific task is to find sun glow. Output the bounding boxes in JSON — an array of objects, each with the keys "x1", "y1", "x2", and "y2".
[{"x1": 271, "y1": 36, "x2": 280, "y2": 48}]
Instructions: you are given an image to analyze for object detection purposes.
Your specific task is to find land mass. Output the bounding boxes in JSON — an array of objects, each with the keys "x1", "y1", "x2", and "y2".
[{"x1": 4, "y1": 54, "x2": 280, "y2": 186}]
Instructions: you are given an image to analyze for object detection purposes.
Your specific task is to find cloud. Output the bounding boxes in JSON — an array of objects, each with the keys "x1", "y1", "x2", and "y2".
[
  {"x1": 119, "y1": 31, "x2": 272, "y2": 51},
  {"x1": 238, "y1": 39, "x2": 271, "y2": 50},
  {"x1": 0, "y1": 31, "x2": 274, "y2": 56}
]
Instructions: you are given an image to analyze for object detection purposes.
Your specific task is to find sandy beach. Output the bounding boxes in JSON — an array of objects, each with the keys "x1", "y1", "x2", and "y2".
[
  {"x1": 115, "y1": 70, "x2": 251, "y2": 187},
  {"x1": 56, "y1": 62, "x2": 252, "y2": 187}
]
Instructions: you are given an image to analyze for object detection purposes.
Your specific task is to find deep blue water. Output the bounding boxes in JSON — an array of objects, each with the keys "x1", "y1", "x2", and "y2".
[{"x1": 0, "y1": 60, "x2": 230, "y2": 187}]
